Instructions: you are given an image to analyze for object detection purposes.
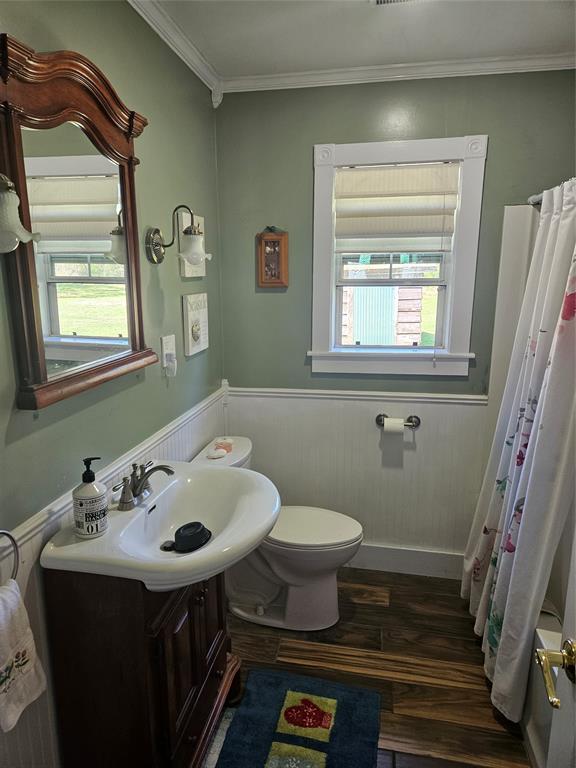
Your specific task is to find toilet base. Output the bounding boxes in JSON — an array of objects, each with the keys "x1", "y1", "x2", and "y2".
[{"x1": 229, "y1": 572, "x2": 340, "y2": 631}]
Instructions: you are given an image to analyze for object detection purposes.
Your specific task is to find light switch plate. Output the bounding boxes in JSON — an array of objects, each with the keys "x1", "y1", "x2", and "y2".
[
  {"x1": 160, "y1": 334, "x2": 176, "y2": 367},
  {"x1": 178, "y1": 212, "x2": 210, "y2": 278}
]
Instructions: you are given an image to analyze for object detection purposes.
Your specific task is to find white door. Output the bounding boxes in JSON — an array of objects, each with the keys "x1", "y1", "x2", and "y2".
[{"x1": 546, "y1": 517, "x2": 576, "y2": 768}]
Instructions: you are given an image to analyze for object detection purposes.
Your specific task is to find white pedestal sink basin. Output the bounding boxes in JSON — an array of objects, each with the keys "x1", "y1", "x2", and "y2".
[{"x1": 41, "y1": 462, "x2": 281, "y2": 591}]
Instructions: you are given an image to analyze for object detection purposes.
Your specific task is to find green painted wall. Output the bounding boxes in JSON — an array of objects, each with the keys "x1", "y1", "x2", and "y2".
[
  {"x1": 0, "y1": 1, "x2": 223, "y2": 529},
  {"x1": 1, "y1": 2, "x2": 574, "y2": 530},
  {"x1": 22, "y1": 122, "x2": 100, "y2": 156},
  {"x1": 216, "y1": 72, "x2": 575, "y2": 393}
]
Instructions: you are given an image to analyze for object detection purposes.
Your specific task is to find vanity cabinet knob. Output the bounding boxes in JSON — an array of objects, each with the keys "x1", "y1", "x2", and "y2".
[
  {"x1": 215, "y1": 669, "x2": 224, "y2": 680},
  {"x1": 187, "y1": 734, "x2": 197, "y2": 744},
  {"x1": 194, "y1": 586, "x2": 208, "y2": 606}
]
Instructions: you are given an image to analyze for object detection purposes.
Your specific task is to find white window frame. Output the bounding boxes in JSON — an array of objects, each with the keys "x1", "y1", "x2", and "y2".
[
  {"x1": 43, "y1": 251, "x2": 128, "y2": 340},
  {"x1": 309, "y1": 135, "x2": 488, "y2": 376},
  {"x1": 25, "y1": 153, "x2": 127, "y2": 348}
]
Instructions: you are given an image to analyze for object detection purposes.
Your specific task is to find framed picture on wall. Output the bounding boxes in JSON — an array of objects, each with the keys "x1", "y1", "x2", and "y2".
[
  {"x1": 182, "y1": 293, "x2": 209, "y2": 356},
  {"x1": 257, "y1": 230, "x2": 288, "y2": 287}
]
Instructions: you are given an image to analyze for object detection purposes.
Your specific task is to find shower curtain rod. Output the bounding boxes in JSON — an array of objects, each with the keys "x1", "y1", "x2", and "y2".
[{"x1": 527, "y1": 192, "x2": 543, "y2": 206}]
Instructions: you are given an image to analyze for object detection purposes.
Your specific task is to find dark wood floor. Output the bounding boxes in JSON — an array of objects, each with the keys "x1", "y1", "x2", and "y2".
[{"x1": 228, "y1": 567, "x2": 530, "y2": 768}]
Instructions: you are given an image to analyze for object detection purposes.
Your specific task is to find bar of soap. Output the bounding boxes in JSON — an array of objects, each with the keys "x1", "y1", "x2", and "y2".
[{"x1": 207, "y1": 448, "x2": 227, "y2": 459}]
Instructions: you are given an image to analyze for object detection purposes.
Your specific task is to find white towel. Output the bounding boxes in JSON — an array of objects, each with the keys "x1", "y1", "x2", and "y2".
[{"x1": 0, "y1": 579, "x2": 46, "y2": 732}]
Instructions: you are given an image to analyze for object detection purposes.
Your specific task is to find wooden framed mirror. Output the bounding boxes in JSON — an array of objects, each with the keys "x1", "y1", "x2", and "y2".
[{"x1": 0, "y1": 34, "x2": 157, "y2": 410}]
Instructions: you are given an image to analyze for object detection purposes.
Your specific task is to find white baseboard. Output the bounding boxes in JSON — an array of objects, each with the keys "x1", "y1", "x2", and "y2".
[
  {"x1": 521, "y1": 721, "x2": 543, "y2": 768},
  {"x1": 348, "y1": 542, "x2": 463, "y2": 580}
]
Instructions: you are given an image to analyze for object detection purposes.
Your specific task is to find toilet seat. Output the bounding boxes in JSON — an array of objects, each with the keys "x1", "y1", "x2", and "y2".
[
  {"x1": 265, "y1": 506, "x2": 363, "y2": 550},
  {"x1": 262, "y1": 536, "x2": 363, "y2": 554}
]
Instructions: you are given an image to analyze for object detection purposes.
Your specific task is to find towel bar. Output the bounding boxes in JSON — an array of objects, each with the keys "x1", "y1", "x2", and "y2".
[{"x1": 0, "y1": 530, "x2": 19, "y2": 581}]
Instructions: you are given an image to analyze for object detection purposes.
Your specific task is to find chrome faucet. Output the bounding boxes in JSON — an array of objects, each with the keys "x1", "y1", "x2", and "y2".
[{"x1": 132, "y1": 464, "x2": 175, "y2": 499}]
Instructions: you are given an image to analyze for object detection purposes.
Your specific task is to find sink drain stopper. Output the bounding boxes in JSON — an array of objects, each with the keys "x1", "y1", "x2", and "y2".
[{"x1": 160, "y1": 522, "x2": 212, "y2": 553}]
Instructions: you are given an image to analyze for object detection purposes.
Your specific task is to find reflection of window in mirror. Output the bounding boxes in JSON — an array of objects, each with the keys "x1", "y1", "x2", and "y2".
[{"x1": 22, "y1": 124, "x2": 131, "y2": 380}]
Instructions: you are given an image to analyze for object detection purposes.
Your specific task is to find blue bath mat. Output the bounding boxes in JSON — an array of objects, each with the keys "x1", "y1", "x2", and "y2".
[{"x1": 215, "y1": 668, "x2": 380, "y2": 767}]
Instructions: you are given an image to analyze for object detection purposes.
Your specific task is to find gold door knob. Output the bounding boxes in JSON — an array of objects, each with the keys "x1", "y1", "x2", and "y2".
[{"x1": 535, "y1": 638, "x2": 576, "y2": 709}]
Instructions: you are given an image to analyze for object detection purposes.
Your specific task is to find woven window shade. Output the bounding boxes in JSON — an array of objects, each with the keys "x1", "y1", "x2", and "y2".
[
  {"x1": 334, "y1": 162, "x2": 460, "y2": 254},
  {"x1": 27, "y1": 175, "x2": 120, "y2": 239}
]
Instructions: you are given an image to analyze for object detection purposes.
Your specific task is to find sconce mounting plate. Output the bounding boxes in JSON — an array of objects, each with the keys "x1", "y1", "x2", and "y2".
[{"x1": 146, "y1": 227, "x2": 166, "y2": 264}]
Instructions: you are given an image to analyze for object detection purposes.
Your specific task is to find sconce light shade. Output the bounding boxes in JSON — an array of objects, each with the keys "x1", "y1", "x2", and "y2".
[
  {"x1": 108, "y1": 210, "x2": 126, "y2": 265},
  {"x1": 0, "y1": 174, "x2": 40, "y2": 253},
  {"x1": 108, "y1": 229, "x2": 126, "y2": 265},
  {"x1": 179, "y1": 228, "x2": 212, "y2": 266},
  {"x1": 146, "y1": 205, "x2": 212, "y2": 267}
]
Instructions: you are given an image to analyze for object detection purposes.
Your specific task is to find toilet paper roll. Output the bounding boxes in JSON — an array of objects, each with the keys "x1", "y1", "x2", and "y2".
[{"x1": 383, "y1": 417, "x2": 404, "y2": 434}]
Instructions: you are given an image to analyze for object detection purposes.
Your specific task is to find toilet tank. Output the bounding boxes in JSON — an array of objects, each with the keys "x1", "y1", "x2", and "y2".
[{"x1": 190, "y1": 436, "x2": 252, "y2": 468}]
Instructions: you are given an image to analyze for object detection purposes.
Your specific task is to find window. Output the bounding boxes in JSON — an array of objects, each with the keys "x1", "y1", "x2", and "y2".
[
  {"x1": 43, "y1": 253, "x2": 128, "y2": 339},
  {"x1": 24, "y1": 153, "x2": 131, "y2": 378},
  {"x1": 310, "y1": 136, "x2": 487, "y2": 375}
]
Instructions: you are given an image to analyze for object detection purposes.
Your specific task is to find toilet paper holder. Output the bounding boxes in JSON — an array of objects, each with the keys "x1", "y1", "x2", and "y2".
[{"x1": 375, "y1": 413, "x2": 421, "y2": 430}]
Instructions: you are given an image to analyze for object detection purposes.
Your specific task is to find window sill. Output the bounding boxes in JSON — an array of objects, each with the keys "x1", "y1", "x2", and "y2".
[
  {"x1": 307, "y1": 349, "x2": 474, "y2": 376},
  {"x1": 44, "y1": 336, "x2": 130, "y2": 349}
]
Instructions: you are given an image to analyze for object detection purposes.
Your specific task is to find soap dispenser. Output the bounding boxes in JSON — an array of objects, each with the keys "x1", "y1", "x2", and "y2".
[{"x1": 73, "y1": 457, "x2": 109, "y2": 539}]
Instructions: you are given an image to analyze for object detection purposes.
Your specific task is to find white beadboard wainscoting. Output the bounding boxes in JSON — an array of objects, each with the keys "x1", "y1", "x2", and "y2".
[
  {"x1": 227, "y1": 386, "x2": 490, "y2": 579},
  {"x1": 0, "y1": 382, "x2": 491, "y2": 766},
  {"x1": 0, "y1": 387, "x2": 226, "y2": 768}
]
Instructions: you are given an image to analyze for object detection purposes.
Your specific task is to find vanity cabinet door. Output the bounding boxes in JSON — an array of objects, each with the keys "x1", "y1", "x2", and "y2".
[
  {"x1": 45, "y1": 570, "x2": 239, "y2": 768},
  {"x1": 198, "y1": 575, "x2": 227, "y2": 671},
  {"x1": 153, "y1": 576, "x2": 228, "y2": 760},
  {"x1": 156, "y1": 585, "x2": 204, "y2": 757}
]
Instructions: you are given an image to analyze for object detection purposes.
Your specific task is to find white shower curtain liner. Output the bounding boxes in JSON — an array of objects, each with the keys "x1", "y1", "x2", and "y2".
[{"x1": 461, "y1": 179, "x2": 576, "y2": 722}]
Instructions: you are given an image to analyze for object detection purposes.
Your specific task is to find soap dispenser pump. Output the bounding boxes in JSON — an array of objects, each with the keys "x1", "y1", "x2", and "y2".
[{"x1": 73, "y1": 457, "x2": 109, "y2": 539}]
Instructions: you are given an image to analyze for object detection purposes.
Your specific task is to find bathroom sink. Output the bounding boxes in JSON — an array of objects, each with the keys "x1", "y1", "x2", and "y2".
[{"x1": 41, "y1": 462, "x2": 281, "y2": 591}]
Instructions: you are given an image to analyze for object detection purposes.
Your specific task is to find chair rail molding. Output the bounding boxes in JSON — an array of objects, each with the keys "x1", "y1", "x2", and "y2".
[
  {"x1": 0, "y1": 385, "x2": 227, "y2": 768},
  {"x1": 227, "y1": 385, "x2": 488, "y2": 407},
  {"x1": 0, "y1": 386, "x2": 226, "y2": 562}
]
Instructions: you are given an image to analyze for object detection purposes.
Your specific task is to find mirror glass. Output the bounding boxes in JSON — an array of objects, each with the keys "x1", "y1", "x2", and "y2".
[{"x1": 22, "y1": 123, "x2": 132, "y2": 379}]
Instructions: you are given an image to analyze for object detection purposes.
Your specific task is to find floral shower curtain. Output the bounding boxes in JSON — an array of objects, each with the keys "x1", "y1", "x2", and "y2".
[{"x1": 461, "y1": 179, "x2": 576, "y2": 722}]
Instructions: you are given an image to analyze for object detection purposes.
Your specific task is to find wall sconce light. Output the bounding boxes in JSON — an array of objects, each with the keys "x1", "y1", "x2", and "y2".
[
  {"x1": 0, "y1": 174, "x2": 40, "y2": 253},
  {"x1": 108, "y1": 209, "x2": 126, "y2": 265},
  {"x1": 145, "y1": 205, "x2": 212, "y2": 266}
]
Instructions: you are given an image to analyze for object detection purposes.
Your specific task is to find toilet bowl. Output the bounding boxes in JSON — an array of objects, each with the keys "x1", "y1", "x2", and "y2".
[{"x1": 190, "y1": 437, "x2": 363, "y2": 631}]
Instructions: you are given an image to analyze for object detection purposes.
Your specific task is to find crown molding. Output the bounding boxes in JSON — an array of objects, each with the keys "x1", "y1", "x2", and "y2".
[
  {"x1": 126, "y1": 1, "x2": 574, "y2": 107},
  {"x1": 220, "y1": 52, "x2": 575, "y2": 94},
  {"x1": 127, "y1": 0, "x2": 223, "y2": 106}
]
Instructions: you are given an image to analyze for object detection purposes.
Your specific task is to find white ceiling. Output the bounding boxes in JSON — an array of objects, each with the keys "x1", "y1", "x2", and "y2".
[{"x1": 128, "y1": 0, "x2": 576, "y2": 105}]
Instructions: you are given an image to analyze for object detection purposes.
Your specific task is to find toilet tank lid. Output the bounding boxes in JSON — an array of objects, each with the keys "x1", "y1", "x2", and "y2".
[
  {"x1": 266, "y1": 506, "x2": 363, "y2": 549},
  {"x1": 190, "y1": 436, "x2": 252, "y2": 467}
]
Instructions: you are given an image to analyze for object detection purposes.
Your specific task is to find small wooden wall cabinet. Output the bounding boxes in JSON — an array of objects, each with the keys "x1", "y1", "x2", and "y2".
[{"x1": 43, "y1": 571, "x2": 240, "y2": 768}]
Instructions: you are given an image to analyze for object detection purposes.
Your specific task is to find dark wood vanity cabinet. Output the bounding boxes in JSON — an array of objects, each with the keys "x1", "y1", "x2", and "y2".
[{"x1": 43, "y1": 571, "x2": 240, "y2": 768}]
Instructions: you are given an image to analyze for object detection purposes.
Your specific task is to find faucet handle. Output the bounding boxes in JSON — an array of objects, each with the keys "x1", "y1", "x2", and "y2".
[
  {"x1": 130, "y1": 463, "x2": 141, "y2": 495},
  {"x1": 117, "y1": 477, "x2": 136, "y2": 511}
]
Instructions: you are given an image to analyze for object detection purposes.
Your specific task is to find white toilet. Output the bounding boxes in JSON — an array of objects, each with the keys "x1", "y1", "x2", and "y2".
[{"x1": 190, "y1": 436, "x2": 363, "y2": 631}]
